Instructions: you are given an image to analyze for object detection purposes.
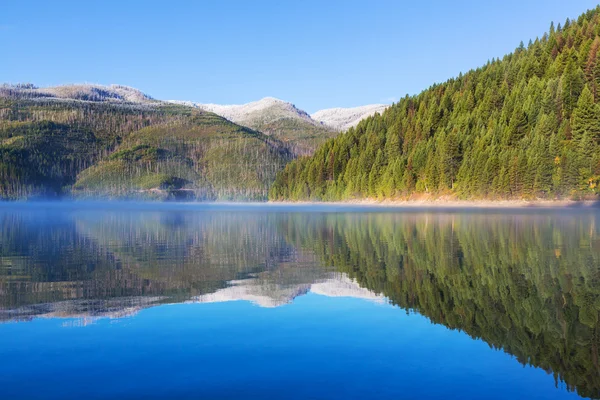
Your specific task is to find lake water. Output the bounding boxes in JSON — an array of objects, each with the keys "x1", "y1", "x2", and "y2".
[{"x1": 0, "y1": 203, "x2": 599, "y2": 400}]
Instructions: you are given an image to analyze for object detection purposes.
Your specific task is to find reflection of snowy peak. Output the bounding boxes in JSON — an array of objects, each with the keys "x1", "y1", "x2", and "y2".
[
  {"x1": 193, "y1": 279, "x2": 312, "y2": 308},
  {"x1": 192, "y1": 274, "x2": 385, "y2": 308},
  {"x1": 311, "y1": 104, "x2": 388, "y2": 131},
  {"x1": 0, "y1": 296, "x2": 166, "y2": 323},
  {"x1": 0, "y1": 274, "x2": 384, "y2": 323},
  {"x1": 311, "y1": 275, "x2": 385, "y2": 303}
]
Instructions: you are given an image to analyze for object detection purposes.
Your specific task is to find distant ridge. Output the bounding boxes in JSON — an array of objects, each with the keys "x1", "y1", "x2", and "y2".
[
  {"x1": 0, "y1": 83, "x2": 156, "y2": 104},
  {"x1": 170, "y1": 97, "x2": 319, "y2": 127},
  {"x1": 312, "y1": 104, "x2": 388, "y2": 131}
]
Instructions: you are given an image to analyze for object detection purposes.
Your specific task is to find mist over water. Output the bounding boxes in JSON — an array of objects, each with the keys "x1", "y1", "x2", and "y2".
[{"x1": 0, "y1": 203, "x2": 598, "y2": 399}]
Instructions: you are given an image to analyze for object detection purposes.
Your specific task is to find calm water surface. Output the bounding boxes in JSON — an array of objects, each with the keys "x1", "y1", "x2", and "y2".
[{"x1": 0, "y1": 203, "x2": 599, "y2": 399}]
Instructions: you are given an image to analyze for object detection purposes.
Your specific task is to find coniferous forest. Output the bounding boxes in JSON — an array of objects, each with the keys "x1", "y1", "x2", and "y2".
[{"x1": 269, "y1": 7, "x2": 600, "y2": 201}]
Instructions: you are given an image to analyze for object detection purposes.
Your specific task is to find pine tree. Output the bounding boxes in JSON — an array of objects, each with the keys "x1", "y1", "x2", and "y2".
[{"x1": 572, "y1": 84, "x2": 600, "y2": 141}]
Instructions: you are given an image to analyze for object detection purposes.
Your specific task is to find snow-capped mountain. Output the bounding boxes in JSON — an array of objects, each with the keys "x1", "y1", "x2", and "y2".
[
  {"x1": 169, "y1": 97, "x2": 338, "y2": 155},
  {"x1": 194, "y1": 97, "x2": 318, "y2": 127},
  {"x1": 1, "y1": 83, "x2": 155, "y2": 104},
  {"x1": 167, "y1": 97, "x2": 389, "y2": 153},
  {"x1": 311, "y1": 104, "x2": 388, "y2": 131},
  {"x1": 4, "y1": 83, "x2": 388, "y2": 134},
  {"x1": 2, "y1": 83, "x2": 389, "y2": 155},
  {"x1": 169, "y1": 97, "x2": 389, "y2": 132}
]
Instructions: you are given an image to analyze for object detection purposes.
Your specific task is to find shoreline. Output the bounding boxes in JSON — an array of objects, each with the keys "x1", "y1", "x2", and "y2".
[
  {"x1": 0, "y1": 198, "x2": 597, "y2": 210},
  {"x1": 267, "y1": 198, "x2": 600, "y2": 209}
]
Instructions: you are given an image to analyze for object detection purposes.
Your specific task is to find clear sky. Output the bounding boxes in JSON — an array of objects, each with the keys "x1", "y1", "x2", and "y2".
[{"x1": 1, "y1": 0, "x2": 599, "y2": 112}]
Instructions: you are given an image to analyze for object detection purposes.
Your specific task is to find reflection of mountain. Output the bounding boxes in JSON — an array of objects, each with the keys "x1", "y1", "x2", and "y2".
[
  {"x1": 0, "y1": 296, "x2": 166, "y2": 323},
  {"x1": 0, "y1": 208, "x2": 345, "y2": 320},
  {"x1": 1, "y1": 206, "x2": 600, "y2": 398},
  {"x1": 310, "y1": 275, "x2": 385, "y2": 303},
  {"x1": 193, "y1": 274, "x2": 385, "y2": 308}
]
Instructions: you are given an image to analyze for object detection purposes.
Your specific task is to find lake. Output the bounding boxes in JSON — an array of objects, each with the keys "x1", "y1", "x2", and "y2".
[{"x1": 0, "y1": 203, "x2": 598, "y2": 399}]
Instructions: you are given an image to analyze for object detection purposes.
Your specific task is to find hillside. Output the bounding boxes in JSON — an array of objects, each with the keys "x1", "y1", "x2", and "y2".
[
  {"x1": 73, "y1": 116, "x2": 290, "y2": 200},
  {"x1": 311, "y1": 104, "x2": 388, "y2": 131},
  {"x1": 0, "y1": 86, "x2": 291, "y2": 200},
  {"x1": 170, "y1": 97, "x2": 338, "y2": 155},
  {"x1": 0, "y1": 83, "x2": 156, "y2": 104},
  {"x1": 269, "y1": 7, "x2": 600, "y2": 202}
]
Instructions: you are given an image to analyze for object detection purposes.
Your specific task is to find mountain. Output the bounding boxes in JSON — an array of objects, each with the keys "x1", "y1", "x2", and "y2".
[
  {"x1": 1, "y1": 83, "x2": 156, "y2": 104},
  {"x1": 170, "y1": 97, "x2": 338, "y2": 155},
  {"x1": 0, "y1": 84, "x2": 291, "y2": 200},
  {"x1": 311, "y1": 104, "x2": 388, "y2": 131},
  {"x1": 269, "y1": 7, "x2": 600, "y2": 202}
]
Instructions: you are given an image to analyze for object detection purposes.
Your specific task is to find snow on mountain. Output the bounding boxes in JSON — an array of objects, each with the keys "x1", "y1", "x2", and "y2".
[
  {"x1": 3, "y1": 82, "x2": 389, "y2": 134},
  {"x1": 3, "y1": 83, "x2": 387, "y2": 133},
  {"x1": 168, "y1": 98, "x2": 388, "y2": 132},
  {"x1": 1, "y1": 83, "x2": 156, "y2": 104},
  {"x1": 169, "y1": 97, "x2": 320, "y2": 128},
  {"x1": 311, "y1": 104, "x2": 388, "y2": 131}
]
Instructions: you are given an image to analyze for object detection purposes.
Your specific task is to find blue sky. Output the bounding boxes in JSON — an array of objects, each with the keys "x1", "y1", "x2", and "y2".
[{"x1": 1, "y1": 0, "x2": 599, "y2": 112}]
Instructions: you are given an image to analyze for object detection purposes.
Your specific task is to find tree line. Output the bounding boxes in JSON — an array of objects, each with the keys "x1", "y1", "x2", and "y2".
[{"x1": 270, "y1": 7, "x2": 600, "y2": 201}]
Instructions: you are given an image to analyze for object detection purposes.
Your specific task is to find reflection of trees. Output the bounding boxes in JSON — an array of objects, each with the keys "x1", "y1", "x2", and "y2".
[
  {"x1": 0, "y1": 210, "x2": 326, "y2": 317},
  {"x1": 2, "y1": 208, "x2": 600, "y2": 397},
  {"x1": 285, "y1": 212, "x2": 600, "y2": 399}
]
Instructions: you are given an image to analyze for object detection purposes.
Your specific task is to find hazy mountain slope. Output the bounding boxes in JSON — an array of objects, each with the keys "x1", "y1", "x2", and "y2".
[
  {"x1": 0, "y1": 87, "x2": 291, "y2": 200},
  {"x1": 270, "y1": 7, "x2": 600, "y2": 202},
  {"x1": 0, "y1": 83, "x2": 156, "y2": 104},
  {"x1": 73, "y1": 115, "x2": 291, "y2": 200},
  {"x1": 311, "y1": 104, "x2": 388, "y2": 131},
  {"x1": 170, "y1": 97, "x2": 338, "y2": 155}
]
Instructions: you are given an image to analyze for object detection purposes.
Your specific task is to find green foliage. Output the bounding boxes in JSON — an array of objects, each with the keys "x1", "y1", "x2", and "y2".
[
  {"x1": 250, "y1": 117, "x2": 338, "y2": 156},
  {"x1": 0, "y1": 99, "x2": 292, "y2": 200},
  {"x1": 0, "y1": 121, "x2": 99, "y2": 198},
  {"x1": 270, "y1": 7, "x2": 600, "y2": 201},
  {"x1": 73, "y1": 118, "x2": 292, "y2": 200}
]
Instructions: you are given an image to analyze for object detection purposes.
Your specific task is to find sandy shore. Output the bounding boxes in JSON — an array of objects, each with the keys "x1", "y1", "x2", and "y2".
[{"x1": 268, "y1": 198, "x2": 600, "y2": 209}]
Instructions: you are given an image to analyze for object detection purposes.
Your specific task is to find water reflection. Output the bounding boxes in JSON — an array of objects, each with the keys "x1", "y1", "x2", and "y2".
[
  {"x1": 285, "y1": 211, "x2": 600, "y2": 399},
  {"x1": 0, "y1": 205, "x2": 599, "y2": 398}
]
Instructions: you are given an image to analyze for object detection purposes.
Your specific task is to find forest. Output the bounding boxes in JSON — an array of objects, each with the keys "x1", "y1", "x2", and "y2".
[
  {"x1": 269, "y1": 7, "x2": 600, "y2": 201},
  {"x1": 0, "y1": 93, "x2": 291, "y2": 200}
]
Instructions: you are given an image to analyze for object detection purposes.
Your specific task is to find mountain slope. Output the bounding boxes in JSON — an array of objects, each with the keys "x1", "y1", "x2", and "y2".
[
  {"x1": 0, "y1": 86, "x2": 291, "y2": 200},
  {"x1": 270, "y1": 7, "x2": 600, "y2": 201},
  {"x1": 170, "y1": 97, "x2": 338, "y2": 155},
  {"x1": 1, "y1": 83, "x2": 156, "y2": 104},
  {"x1": 73, "y1": 115, "x2": 290, "y2": 200},
  {"x1": 311, "y1": 104, "x2": 388, "y2": 131}
]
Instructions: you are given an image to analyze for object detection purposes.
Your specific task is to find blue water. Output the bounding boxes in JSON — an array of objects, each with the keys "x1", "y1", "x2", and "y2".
[
  {"x1": 0, "y1": 203, "x2": 597, "y2": 399},
  {"x1": 0, "y1": 295, "x2": 579, "y2": 400}
]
